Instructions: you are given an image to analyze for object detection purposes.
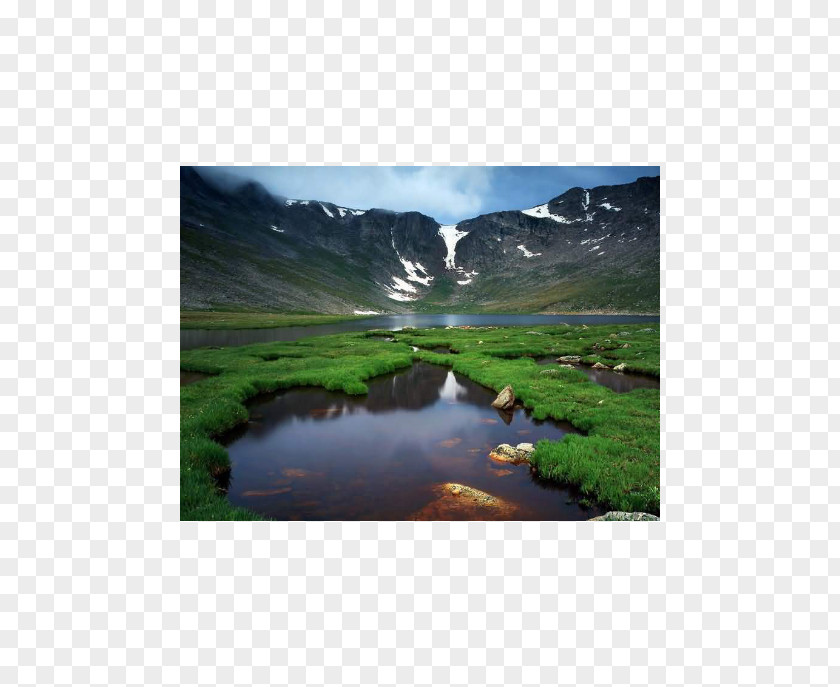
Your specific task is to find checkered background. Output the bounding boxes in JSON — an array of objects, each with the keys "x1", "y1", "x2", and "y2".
[{"x1": 2, "y1": 1, "x2": 836, "y2": 685}]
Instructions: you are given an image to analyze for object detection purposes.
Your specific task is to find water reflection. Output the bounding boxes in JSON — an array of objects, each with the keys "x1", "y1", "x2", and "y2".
[
  {"x1": 533, "y1": 357, "x2": 659, "y2": 393},
  {"x1": 222, "y1": 362, "x2": 598, "y2": 520}
]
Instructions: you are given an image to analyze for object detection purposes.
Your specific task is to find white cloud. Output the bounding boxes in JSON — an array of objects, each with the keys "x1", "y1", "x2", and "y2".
[{"x1": 202, "y1": 166, "x2": 495, "y2": 224}]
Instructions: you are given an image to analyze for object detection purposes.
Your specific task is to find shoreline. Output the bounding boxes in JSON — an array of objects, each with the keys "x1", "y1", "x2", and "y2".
[{"x1": 181, "y1": 309, "x2": 660, "y2": 331}]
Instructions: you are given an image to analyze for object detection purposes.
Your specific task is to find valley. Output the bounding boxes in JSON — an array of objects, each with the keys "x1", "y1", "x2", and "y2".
[{"x1": 181, "y1": 168, "x2": 659, "y2": 314}]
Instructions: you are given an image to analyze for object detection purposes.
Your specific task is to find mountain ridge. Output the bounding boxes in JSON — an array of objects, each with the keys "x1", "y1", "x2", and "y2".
[{"x1": 180, "y1": 168, "x2": 659, "y2": 314}]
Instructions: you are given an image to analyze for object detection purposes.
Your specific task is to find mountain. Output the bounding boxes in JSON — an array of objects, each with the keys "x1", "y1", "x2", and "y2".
[{"x1": 180, "y1": 168, "x2": 659, "y2": 313}]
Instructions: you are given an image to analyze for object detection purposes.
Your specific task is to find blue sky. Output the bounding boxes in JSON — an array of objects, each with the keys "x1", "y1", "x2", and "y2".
[{"x1": 201, "y1": 166, "x2": 659, "y2": 225}]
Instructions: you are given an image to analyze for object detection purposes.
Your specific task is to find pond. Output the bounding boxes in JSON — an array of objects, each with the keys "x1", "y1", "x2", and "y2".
[
  {"x1": 180, "y1": 370, "x2": 210, "y2": 386},
  {"x1": 220, "y1": 362, "x2": 604, "y2": 520},
  {"x1": 182, "y1": 313, "x2": 659, "y2": 349},
  {"x1": 532, "y1": 357, "x2": 659, "y2": 394}
]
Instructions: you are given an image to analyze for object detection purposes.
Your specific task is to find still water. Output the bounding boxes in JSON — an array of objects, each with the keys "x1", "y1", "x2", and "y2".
[
  {"x1": 182, "y1": 313, "x2": 659, "y2": 349},
  {"x1": 221, "y1": 362, "x2": 604, "y2": 521},
  {"x1": 533, "y1": 357, "x2": 659, "y2": 393}
]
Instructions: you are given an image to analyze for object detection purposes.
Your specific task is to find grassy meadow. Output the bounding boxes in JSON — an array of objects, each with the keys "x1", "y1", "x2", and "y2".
[
  {"x1": 180, "y1": 311, "x2": 371, "y2": 330},
  {"x1": 180, "y1": 323, "x2": 660, "y2": 520}
]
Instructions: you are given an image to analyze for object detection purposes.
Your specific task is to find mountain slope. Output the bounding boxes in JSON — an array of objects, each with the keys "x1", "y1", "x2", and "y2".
[{"x1": 180, "y1": 168, "x2": 659, "y2": 313}]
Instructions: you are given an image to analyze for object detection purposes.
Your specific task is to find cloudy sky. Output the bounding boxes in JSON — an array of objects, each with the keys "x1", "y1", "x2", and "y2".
[{"x1": 200, "y1": 166, "x2": 659, "y2": 225}]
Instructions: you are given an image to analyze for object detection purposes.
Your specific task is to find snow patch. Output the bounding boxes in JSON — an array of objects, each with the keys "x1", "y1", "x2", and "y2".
[
  {"x1": 383, "y1": 276, "x2": 419, "y2": 302},
  {"x1": 391, "y1": 228, "x2": 435, "y2": 287},
  {"x1": 270, "y1": 225, "x2": 284, "y2": 233},
  {"x1": 582, "y1": 189, "x2": 590, "y2": 211},
  {"x1": 285, "y1": 199, "x2": 310, "y2": 206},
  {"x1": 517, "y1": 244, "x2": 541, "y2": 258},
  {"x1": 521, "y1": 203, "x2": 573, "y2": 224},
  {"x1": 389, "y1": 276, "x2": 417, "y2": 293},
  {"x1": 588, "y1": 245, "x2": 601, "y2": 252},
  {"x1": 495, "y1": 237, "x2": 501, "y2": 241},
  {"x1": 399, "y1": 257, "x2": 433, "y2": 286},
  {"x1": 353, "y1": 310, "x2": 380, "y2": 315},
  {"x1": 384, "y1": 289, "x2": 415, "y2": 302},
  {"x1": 457, "y1": 279, "x2": 472, "y2": 285},
  {"x1": 438, "y1": 224, "x2": 469, "y2": 270},
  {"x1": 335, "y1": 206, "x2": 366, "y2": 217},
  {"x1": 598, "y1": 203, "x2": 621, "y2": 211},
  {"x1": 597, "y1": 252, "x2": 605, "y2": 256}
]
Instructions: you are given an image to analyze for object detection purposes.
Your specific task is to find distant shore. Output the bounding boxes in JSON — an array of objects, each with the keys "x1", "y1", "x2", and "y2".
[{"x1": 181, "y1": 309, "x2": 660, "y2": 331}]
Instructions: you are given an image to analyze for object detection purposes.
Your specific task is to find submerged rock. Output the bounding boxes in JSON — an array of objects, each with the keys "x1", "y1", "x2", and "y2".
[
  {"x1": 613, "y1": 363, "x2": 627, "y2": 372},
  {"x1": 591, "y1": 362, "x2": 609, "y2": 370},
  {"x1": 488, "y1": 442, "x2": 535, "y2": 465},
  {"x1": 491, "y1": 384, "x2": 515, "y2": 410},
  {"x1": 409, "y1": 483, "x2": 517, "y2": 520},
  {"x1": 557, "y1": 355, "x2": 581, "y2": 362},
  {"x1": 589, "y1": 512, "x2": 659, "y2": 521}
]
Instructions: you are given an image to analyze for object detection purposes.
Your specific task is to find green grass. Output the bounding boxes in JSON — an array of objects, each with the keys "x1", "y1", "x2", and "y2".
[
  {"x1": 181, "y1": 323, "x2": 660, "y2": 520},
  {"x1": 180, "y1": 310, "x2": 372, "y2": 330}
]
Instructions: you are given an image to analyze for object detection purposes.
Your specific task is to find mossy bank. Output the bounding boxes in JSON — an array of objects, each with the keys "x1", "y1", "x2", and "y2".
[{"x1": 181, "y1": 323, "x2": 660, "y2": 520}]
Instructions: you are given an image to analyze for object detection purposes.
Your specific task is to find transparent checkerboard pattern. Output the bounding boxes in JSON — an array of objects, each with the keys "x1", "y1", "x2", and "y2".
[{"x1": 1, "y1": 1, "x2": 836, "y2": 686}]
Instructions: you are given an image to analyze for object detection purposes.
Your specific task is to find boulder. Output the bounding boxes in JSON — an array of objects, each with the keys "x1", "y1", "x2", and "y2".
[
  {"x1": 557, "y1": 355, "x2": 581, "y2": 362},
  {"x1": 491, "y1": 384, "x2": 515, "y2": 410},
  {"x1": 409, "y1": 483, "x2": 517, "y2": 520},
  {"x1": 613, "y1": 363, "x2": 627, "y2": 372},
  {"x1": 589, "y1": 512, "x2": 659, "y2": 521},
  {"x1": 488, "y1": 443, "x2": 534, "y2": 465},
  {"x1": 591, "y1": 362, "x2": 609, "y2": 370},
  {"x1": 621, "y1": 343, "x2": 631, "y2": 348}
]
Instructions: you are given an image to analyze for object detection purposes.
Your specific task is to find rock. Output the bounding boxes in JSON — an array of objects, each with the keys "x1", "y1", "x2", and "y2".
[
  {"x1": 488, "y1": 443, "x2": 535, "y2": 465},
  {"x1": 559, "y1": 364, "x2": 574, "y2": 369},
  {"x1": 639, "y1": 328, "x2": 655, "y2": 333},
  {"x1": 540, "y1": 369, "x2": 559, "y2": 375},
  {"x1": 477, "y1": 340, "x2": 483, "y2": 344},
  {"x1": 589, "y1": 512, "x2": 660, "y2": 521},
  {"x1": 619, "y1": 331, "x2": 630, "y2": 336},
  {"x1": 613, "y1": 363, "x2": 627, "y2": 372},
  {"x1": 491, "y1": 384, "x2": 515, "y2": 410},
  {"x1": 621, "y1": 343, "x2": 631, "y2": 348},
  {"x1": 558, "y1": 355, "x2": 581, "y2": 362},
  {"x1": 609, "y1": 332, "x2": 618, "y2": 338},
  {"x1": 591, "y1": 362, "x2": 609, "y2": 369},
  {"x1": 581, "y1": 325, "x2": 588, "y2": 329},
  {"x1": 410, "y1": 483, "x2": 517, "y2": 520},
  {"x1": 525, "y1": 331, "x2": 544, "y2": 335}
]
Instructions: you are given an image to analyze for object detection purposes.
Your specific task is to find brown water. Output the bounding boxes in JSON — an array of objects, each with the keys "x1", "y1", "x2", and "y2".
[
  {"x1": 182, "y1": 313, "x2": 660, "y2": 350},
  {"x1": 221, "y1": 362, "x2": 604, "y2": 521},
  {"x1": 181, "y1": 370, "x2": 211, "y2": 386},
  {"x1": 533, "y1": 357, "x2": 659, "y2": 394}
]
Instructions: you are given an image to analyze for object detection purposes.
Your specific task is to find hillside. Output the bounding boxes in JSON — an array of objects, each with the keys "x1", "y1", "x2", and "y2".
[{"x1": 180, "y1": 168, "x2": 659, "y2": 313}]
